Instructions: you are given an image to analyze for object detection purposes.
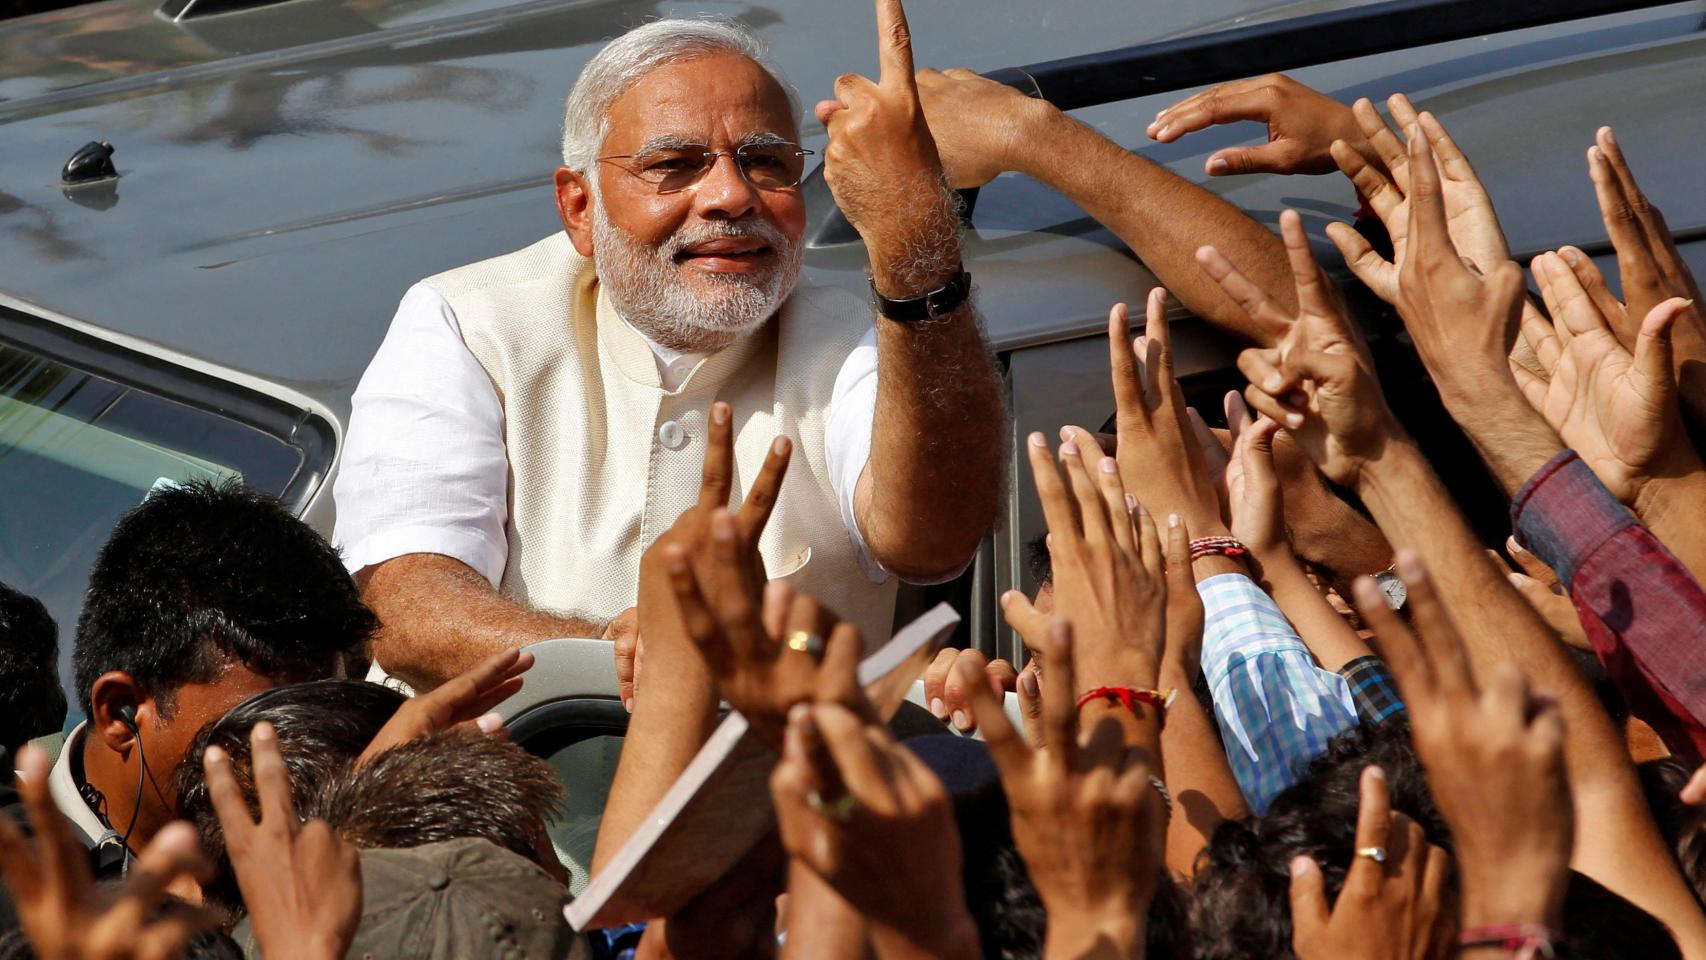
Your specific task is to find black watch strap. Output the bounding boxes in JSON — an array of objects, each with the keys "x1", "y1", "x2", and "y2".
[{"x1": 870, "y1": 269, "x2": 971, "y2": 323}]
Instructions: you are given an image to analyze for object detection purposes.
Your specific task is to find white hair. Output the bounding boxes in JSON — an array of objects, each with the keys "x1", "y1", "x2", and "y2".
[{"x1": 560, "y1": 18, "x2": 801, "y2": 172}]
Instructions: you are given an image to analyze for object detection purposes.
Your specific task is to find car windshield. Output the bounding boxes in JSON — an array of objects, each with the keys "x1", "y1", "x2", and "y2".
[{"x1": 0, "y1": 340, "x2": 305, "y2": 729}]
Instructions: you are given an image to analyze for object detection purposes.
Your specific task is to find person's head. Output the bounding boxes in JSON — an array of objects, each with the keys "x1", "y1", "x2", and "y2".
[
  {"x1": 0, "y1": 580, "x2": 66, "y2": 755},
  {"x1": 71, "y1": 479, "x2": 376, "y2": 843},
  {"x1": 172, "y1": 679, "x2": 408, "y2": 920},
  {"x1": 1640, "y1": 757, "x2": 1706, "y2": 907},
  {"x1": 554, "y1": 19, "x2": 806, "y2": 354},
  {"x1": 307, "y1": 729, "x2": 567, "y2": 885}
]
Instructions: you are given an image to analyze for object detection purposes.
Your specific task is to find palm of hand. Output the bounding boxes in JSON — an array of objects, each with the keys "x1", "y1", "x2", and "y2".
[{"x1": 1542, "y1": 329, "x2": 1673, "y2": 501}]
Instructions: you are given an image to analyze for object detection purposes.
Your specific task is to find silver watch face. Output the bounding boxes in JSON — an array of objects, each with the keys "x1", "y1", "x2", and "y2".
[{"x1": 1375, "y1": 571, "x2": 1407, "y2": 610}]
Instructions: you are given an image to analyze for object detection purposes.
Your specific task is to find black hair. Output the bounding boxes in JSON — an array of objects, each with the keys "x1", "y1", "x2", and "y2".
[
  {"x1": 1190, "y1": 718, "x2": 1680, "y2": 960},
  {"x1": 1024, "y1": 532, "x2": 1052, "y2": 588},
  {"x1": 1640, "y1": 757, "x2": 1706, "y2": 909},
  {"x1": 70, "y1": 479, "x2": 377, "y2": 717},
  {"x1": 0, "y1": 580, "x2": 65, "y2": 753},
  {"x1": 171, "y1": 679, "x2": 407, "y2": 920},
  {"x1": 307, "y1": 728, "x2": 564, "y2": 873}
]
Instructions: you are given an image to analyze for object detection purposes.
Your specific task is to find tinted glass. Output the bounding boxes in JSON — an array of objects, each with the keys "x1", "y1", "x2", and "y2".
[{"x1": 0, "y1": 343, "x2": 304, "y2": 729}]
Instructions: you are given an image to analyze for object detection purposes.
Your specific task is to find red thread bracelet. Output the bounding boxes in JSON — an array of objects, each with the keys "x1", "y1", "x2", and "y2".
[
  {"x1": 1076, "y1": 686, "x2": 1173, "y2": 729},
  {"x1": 1457, "y1": 923, "x2": 1563, "y2": 958},
  {"x1": 1189, "y1": 536, "x2": 1247, "y2": 561}
]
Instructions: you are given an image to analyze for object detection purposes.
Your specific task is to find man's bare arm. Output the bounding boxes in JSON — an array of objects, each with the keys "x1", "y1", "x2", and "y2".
[
  {"x1": 919, "y1": 68, "x2": 1296, "y2": 345},
  {"x1": 358, "y1": 553, "x2": 601, "y2": 691},
  {"x1": 818, "y1": 31, "x2": 1006, "y2": 582}
]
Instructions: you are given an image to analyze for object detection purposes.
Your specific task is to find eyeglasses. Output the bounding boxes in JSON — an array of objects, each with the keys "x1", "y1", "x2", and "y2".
[{"x1": 597, "y1": 141, "x2": 815, "y2": 194}]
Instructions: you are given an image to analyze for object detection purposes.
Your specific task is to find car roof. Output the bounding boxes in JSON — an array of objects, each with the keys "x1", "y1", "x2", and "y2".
[{"x1": 1, "y1": 0, "x2": 1703, "y2": 432}]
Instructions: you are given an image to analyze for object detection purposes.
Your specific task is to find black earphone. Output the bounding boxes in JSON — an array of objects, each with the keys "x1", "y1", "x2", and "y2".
[{"x1": 115, "y1": 703, "x2": 146, "y2": 872}]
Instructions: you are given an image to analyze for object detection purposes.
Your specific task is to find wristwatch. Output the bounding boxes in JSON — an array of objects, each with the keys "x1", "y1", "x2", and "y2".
[
  {"x1": 870, "y1": 269, "x2": 972, "y2": 323},
  {"x1": 1374, "y1": 566, "x2": 1407, "y2": 610}
]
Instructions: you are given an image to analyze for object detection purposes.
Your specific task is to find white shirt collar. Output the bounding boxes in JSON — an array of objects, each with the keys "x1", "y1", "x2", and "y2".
[
  {"x1": 618, "y1": 315, "x2": 708, "y2": 391},
  {"x1": 48, "y1": 722, "x2": 115, "y2": 848}
]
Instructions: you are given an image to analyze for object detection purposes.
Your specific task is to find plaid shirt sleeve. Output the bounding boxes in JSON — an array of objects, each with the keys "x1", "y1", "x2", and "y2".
[
  {"x1": 1198, "y1": 573, "x2": 1361, "y2": 814},
  {"x1": 1512, "y1": 450, "x2": 1706, "y2": 765},
  {"x1": 1339, "y1": 655, "x2": 1406, "y2": 726}
]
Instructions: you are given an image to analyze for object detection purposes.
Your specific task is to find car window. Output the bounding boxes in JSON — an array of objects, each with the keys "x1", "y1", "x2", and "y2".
[{"x1": 0, "y1": 341, "x2": 304, "y2": 729}]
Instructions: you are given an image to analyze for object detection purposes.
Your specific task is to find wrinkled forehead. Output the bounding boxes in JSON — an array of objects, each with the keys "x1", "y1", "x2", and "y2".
[{"x1": 600, "y1": 52, "x2": 799, "y2": 155}]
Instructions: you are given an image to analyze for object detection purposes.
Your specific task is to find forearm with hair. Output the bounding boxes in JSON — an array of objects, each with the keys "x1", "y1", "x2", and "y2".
[
  {"x1": 1250, "y1": 549, "x2": 1371, "y2": 671},
  {"x1": 359, "y1": 553, "x2": 600, "y2": 690},
  {"x1": 780, "y1": 860, "x2": 871, "y2": 960},
  {"x1": 1356, "y1": 440, "x2": 1706, "y2": 959},
  {"x1": 1015, "y1": 109, "x2": 1294, "y2": 344},
  {"x1": 1632, "y1": 468, "x2": 1706, "y2": 586},
  {"x1": 859, "y1": 191, "x2": 1007, "y2": 579}
]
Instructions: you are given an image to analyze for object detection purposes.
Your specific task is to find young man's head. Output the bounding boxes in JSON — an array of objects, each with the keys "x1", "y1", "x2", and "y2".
[
  {"x1": 0, "y1": 580, "x2": 66, "y2": 756},
  {"x1": 71, "y1": 479, "x2": 376, "y2": 847}
]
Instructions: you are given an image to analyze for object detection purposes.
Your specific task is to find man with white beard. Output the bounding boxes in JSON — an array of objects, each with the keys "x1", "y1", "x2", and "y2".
[{"x1": 331, "y1": 11, "x2": 1005, "y2": 699}]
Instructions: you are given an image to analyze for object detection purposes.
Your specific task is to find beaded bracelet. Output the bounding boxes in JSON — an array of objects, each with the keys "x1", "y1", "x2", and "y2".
[
  {"x1": 1458, "y1": 923, "x2": 1565, "y2": 959},
  {"x1": 1189, "y1": 536, "x2": 1248, "y2": 561}
]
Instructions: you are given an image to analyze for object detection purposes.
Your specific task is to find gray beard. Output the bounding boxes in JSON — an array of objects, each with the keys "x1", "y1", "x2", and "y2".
[{"x1": 590, "y1": 202, "x2": 803, "y2": 354}]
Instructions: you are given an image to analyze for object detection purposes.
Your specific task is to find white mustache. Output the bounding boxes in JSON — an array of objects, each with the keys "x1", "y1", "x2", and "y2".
[{"x1": 662, "y1": 220, "x2": 791, "y2": 259}]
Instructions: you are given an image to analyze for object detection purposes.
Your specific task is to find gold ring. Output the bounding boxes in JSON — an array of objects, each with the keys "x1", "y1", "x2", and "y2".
[
  {"x1": 785, "y1": 630, "x2": 824, "y2": 657},
  {"x1": 1355, "y1": 846, "x2": 1388, "y2": 864},
  {"x1": 806, "y1": 789, "x2": 857, "y2": 822}
]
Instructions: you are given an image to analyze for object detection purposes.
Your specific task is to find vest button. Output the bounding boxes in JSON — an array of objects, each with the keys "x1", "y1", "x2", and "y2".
[{"x1": 658, "y1": 420, "x2": 687, "y2": 450}]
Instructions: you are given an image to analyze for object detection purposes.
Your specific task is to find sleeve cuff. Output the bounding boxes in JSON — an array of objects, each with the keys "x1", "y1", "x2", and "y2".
[
  {"x1": 339, "y1": 525, "x2": 507, "y2": 588},
  {"x1": 1510, "y1": 450, "x2": 1635, "y2": 585}
]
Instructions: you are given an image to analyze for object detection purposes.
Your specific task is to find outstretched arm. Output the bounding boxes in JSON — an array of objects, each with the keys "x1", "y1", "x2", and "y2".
[
  {"x1": 919, "y1": 69, "x2": 1295, "y2": 345},
  {"x1": 819, "y1": 4, "x2": 1005, "y2": 582}
]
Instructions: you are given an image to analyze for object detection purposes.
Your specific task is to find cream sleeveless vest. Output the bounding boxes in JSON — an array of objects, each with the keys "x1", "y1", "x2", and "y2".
[{"x1": 425, "y1": 233, "x2": 898, "y2": 646}]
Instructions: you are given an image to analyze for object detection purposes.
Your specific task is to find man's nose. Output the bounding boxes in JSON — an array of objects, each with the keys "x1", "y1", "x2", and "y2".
[{"x1": 691, "y1": 152, "x2": 761, "y2": 221}]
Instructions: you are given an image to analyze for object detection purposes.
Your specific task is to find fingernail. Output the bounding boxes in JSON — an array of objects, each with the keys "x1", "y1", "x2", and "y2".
[
  {"x1": 1603, "y1": 127, "x2": 1617, "y2": 145},
  {"x1": 1290, "y1": 856, "x2": 1315, "y2": 878},
  {"x1": 788, "y1": 702, "x2": 811, "y2": 724},
  {"x1": 1168, "y1": 512, "x2": 1180, "y2": 528},
  {"x1": 1059, "y1": 426, "x2": 1072, "y2": 441},
  {"x1": 1264, "y1": 374, "x2": 1284, "y2": 392},
  {"x1": 1101, "y1": 457, "x2": 1118, "y2": 474},
  {"x1": 1286, "y1": 413, "x2": 1304, "y2": 428},
  {"x1": 952, "y1": 710, "x2": 971, "y2": 731},
  {"x1": 1019, "y1": 670, "x2": 1038, "y2": 697},
  {"x1": 476, "y1": 713, "x2": 504, "y2": 734},
  {"x1": 623, "y1": 697, "x2": 634, "y2": 713},
  {"x1": 1029, "y1": 432, "x2": 1046, "y2": 448},
  {"x1": 1207, "y1": 156, "x2": 1229, "y2": 175},
  {"x1": 1155, "y1": 124, "x2": 1171, "y2": 140},
  {"x1": 1365, "y1": 764, "x2": 1387, "y2": 781},
  {"x1": 1396, "y1": 550, "x2": 1423, "y2": 580},
  {"x1": 1589, "y1": 145, "x2": 1604, "y2": 163},
  {"x1": 930, "y1": 697, "x2": 947, "y2": 719},
  {"x1": 1684, "y1": 299, "x2": 1696, "y2": 309},
  {"x1": 1060, "y1": 441, "x2": 1078, "y2": 456},
  {"x1": 771, "y1": 436, "x2": 789, "y2": 454},
  {"x1": 205, "y1": 745, "x2": 226, "y2": 764},
  {"x1": 1125, "y1": 493, "x2": 1138, "y2": 512},
  {"x1": 1559, "y1": 247, "x2": 1579, "y2": 266},
  {"x1": 253, "y1": 722, "x2": 274, "y2": 742},
  {"x1": 712, "y1": 404, "x2": 729, "y2": 424},
  {"x1": 1508, "y1": 573, "x2": 1526, "y2": 587}
]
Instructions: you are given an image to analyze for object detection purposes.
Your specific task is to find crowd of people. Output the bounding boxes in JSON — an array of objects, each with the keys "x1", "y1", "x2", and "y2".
[{"x1": 5, "y1": 0, "x2": 1706, "y2": 957}]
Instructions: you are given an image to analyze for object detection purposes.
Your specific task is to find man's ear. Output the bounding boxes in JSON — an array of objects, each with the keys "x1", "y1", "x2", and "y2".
[
  {"x1": 88, "y1": 671, "x2": 145, "y2": 752},
  {"x1": 555, "y1": 167, "x2": 596, "y2": 257}
]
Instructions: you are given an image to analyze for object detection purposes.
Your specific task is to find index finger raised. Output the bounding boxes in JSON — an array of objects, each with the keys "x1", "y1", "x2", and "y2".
[
  {"x1": 698, "y1": 402, "x2": 735, "y2": 510},
  {"x1": 1343, "y1": 765, "x2": 1393, "y2": 897},
  {"x1": 875, "y1": 0, "x2": 916, "y2": 89}
]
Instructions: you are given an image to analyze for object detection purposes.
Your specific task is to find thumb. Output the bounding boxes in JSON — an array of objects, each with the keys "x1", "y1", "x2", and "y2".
[
  {"x1": 1682, "y1": 762, "x2": 1706, "y2": 806},
  {"x1": 1288, "y1": 856, "x2": 1332, "y2": 948},
  {"x1": 1243, "y1": 417, "x2": 1281, "y2": 489},
  {"x1": 1001, "y1": 590, "x2": 1053, "y2": 652},
  {"x1": 1208, "y1": 144, "x2": 1287, "y2": 177},
  {"x1": 1633, "y1": 297, "x2": 1688, "y2": 391}
]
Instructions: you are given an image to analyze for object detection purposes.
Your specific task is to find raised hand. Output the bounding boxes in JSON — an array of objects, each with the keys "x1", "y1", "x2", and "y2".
[
  {"x1": 0, "y1": 746, "x2": 217, "y2": 960},
  {"x1": 1107, "y1": 287, "x2": 1230, "y2": 533},
  {"x1": 1353, "y1": 552, "x2": 1572, "y2": 932},
  {"x1": 627, "y1": 401, "x2": 791, "y2": 710},
  {"x1": 915, "y1": 67, "x2": 1050, "y2": 190},
  {"x1": 960, "y1": 622, "x2": 1166, "y2": 958},
  {"x1": 1223, "y1": 400, "x2": 1289, "y2": 559},
  {"x1": 1200, "y1": 211, "x2": 1399, "y2": 486},
  {"x1": 1326, "y1": 98, "x2": 1514, "y2": 303},
  {"x1": 1289, "y1": 766, "x2": 1452, "y2": 960},
  {"x1": 1001, "y1": 425, "x2": 1166, "y2": 702},
  {"x1": 1577, "y1": 128, "x2": 1706, "y2": 358},
  {"x1": 770, "y1": 703, "x2": 980, "y2": 960},
  {"x1": 1146, "y1": 73, "x2": 1363, "y2": 177},
  {"x1": 205, "y1": 723, "x2": 362, "y2": 960},
  {"x1": 919, "y1": 644, "x2": 1036, "y2": 735},
  {"x1": 664, "y1": 527, "x2": 867, "y2": 748},
  {"x1": 356, "y1": 646, "x2": 532, "y2": 766},
  {"x1": 1515, "y1": 251, "x2": 1697, "y2": 504},
  {"x1": 816, "y1": 0, "x2": 960, "y2": 297}
]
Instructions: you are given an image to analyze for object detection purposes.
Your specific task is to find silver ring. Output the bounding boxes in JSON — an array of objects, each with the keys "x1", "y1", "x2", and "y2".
[{"x1": 1355, "y1": 845, "x2": 1388, "y2": 864}]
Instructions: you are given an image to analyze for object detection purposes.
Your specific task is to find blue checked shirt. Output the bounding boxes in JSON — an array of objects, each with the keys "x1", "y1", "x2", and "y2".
[{"x1": 1198, "y1": 573, "x2": 1360, "y2": 813}]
